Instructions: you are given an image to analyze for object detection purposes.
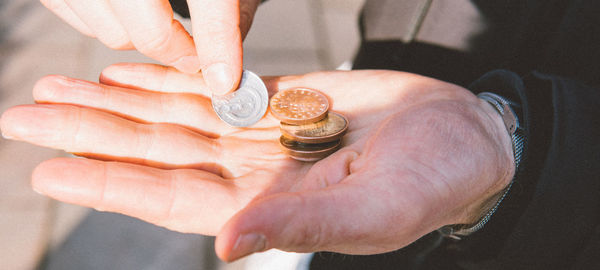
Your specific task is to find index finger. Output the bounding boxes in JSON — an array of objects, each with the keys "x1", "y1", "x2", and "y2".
[
  {"x1": 108, "y1": 0, "x2": 201, "y2": 73},
  {"x1": 187, "y1": 0, "x2": 243, "y2": 95}
]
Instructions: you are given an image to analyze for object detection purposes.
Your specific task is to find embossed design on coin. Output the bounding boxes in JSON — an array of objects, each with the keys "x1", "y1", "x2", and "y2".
[
  {"x1": 270, "y1": 88, "x2": 329, "y2": 125},
  {"x1": 280, "y1": 111, "x2": 348, "y2": 144},
  {"x1": 279, "y1": 136, "x2": 341, "y2": 162},
  {"x1": 211, "y1": 70, "x2": 268, "y2": 127}
]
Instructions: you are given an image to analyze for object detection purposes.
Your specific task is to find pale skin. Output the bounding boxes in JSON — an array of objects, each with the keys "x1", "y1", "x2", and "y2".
[
  {"x1": 40, "y1": 0, "x2": 262, "y2": 94},
  {"x1": 0, "y1": 63, "x2": 514, "y2": 262}
]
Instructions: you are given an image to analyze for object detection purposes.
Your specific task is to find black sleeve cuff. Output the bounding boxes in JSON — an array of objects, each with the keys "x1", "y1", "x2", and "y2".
[{"x1": 452, "y1": 70, "x2": 600, "y2": 269}]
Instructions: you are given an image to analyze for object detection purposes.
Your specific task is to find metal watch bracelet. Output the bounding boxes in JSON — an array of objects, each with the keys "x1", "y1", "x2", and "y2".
[{"x1": 439, "y1": 92, "x2": 525, "y2": 239}]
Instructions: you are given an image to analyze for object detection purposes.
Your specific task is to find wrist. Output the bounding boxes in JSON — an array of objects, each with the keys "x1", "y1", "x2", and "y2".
[
  {"x1": 464, "y1": 98, "x2": 516, "y2": 222},
  {"x1": 441, "y1": 92, "x2": 523, "y2": 237},
  {"x1": 456, "y1": 100, "x2": 516, "y2": 226}
]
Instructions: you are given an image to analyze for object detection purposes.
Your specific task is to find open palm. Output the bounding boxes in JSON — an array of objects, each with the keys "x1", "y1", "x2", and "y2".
[{"x1": 0, "y1": 64, "x2": 513, "y2": 261}]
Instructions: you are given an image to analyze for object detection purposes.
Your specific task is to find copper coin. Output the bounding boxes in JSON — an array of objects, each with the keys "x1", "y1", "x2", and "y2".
[
  {"x1": 280, "y1": 111, "x2": 348, "y2": 144},
  {"x1": 270, "y1": 88, "x2": 329, "y2": 125},
  {"x1": 279, "y1": 136, "x2": 341, "y2": 162}
]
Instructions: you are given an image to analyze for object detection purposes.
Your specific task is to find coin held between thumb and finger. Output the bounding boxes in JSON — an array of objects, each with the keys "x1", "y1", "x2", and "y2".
[
  {"x1": 205, "y1": 63, "x2": 235, "y2": 95},
  {"x1": 211, "y1": 70, "x2": 269, "y2": 127}
]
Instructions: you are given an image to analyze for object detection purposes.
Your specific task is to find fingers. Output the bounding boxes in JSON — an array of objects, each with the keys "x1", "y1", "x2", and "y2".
[
  {"x1": 0, "y1": 104, "x2": 222, "y2": 170},
  {"x1": 31, "y1": 157, "x2": 242, "y2": 235},
  {"x1": 33, "y1": 74, "x2": 233, "y2": 135},
  {"x1": 187, "y1": 0, "x2": 243, "y2": 95},
  {"x1": 44, "y1": 0, "x2": 259, "y2": 89},
  {"x1": 98, "y1": 63, "x2": 282, "y2": 129},
  {"x1": 44, "y1": 0, "x2": 200, "y2": 73},
  {"x1": 40, "y1": 0, "x2": 94, "y2": 37},
  {"x1": 62, "y1": 0, "x2": 134, "y2": 49},
  {"x1": 107, "y1": 0, "x2": 201, "y2": 73},
  {"x1": 99, "y1": 63, "x2": 210, "y2": 95}
]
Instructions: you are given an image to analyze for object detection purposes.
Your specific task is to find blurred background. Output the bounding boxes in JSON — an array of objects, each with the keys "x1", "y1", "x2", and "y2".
[{"x1": 0, "y1": 0, "x2": 364, "y2": 269}]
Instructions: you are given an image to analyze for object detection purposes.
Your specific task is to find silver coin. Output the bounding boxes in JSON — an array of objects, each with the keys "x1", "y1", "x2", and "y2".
[{"x1": 211, "y1": 70, "x2": 269, "y2": 127}]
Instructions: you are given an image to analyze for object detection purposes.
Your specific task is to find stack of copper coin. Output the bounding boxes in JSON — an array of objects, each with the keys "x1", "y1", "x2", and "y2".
[{"x1": 270, "y1": 88, "x2": 348, "y2": 162}]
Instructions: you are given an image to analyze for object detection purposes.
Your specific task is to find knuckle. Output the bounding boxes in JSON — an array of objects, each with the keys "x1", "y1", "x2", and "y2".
[
  {"x1": 288, "y1": 194, "x2": 328, "y2": 251},
  {"x1": 300, "y1": 223, "x2": 325, "y2": 251},
  {"x1": 157, "y1": 171, "x2": 178, "y2": 222},
  {"x1": 138, "y1": 125, "x2": 158, "y2": 162},
  {"x1": 94, "y1": 162, "x2": 109, "y2": 210},
  {"x1": 68, "y1": 106, "x2": 84, "y2": 146},
  {"x1": 159, "y1": 94, "x2": 180, "y2": 117},
  {"x1": 134, "y1": 27, "x2": 173, "y2": 57}
]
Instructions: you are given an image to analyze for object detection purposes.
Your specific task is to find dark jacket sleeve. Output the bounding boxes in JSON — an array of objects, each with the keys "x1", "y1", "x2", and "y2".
[
  {"x1": 168, "y1": 0, "x2": 268, "y2": 18},
  {"x1": 169, "y1": 0, "x2": 189, "y2": 18},
  {"x1": 461, "y1": 70, "x2": 600, "y2": 269}
]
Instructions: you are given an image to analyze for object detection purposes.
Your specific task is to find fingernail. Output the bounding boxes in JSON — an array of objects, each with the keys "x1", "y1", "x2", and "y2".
[
  {"x1": 230, "y1": 233, "x2": 266, "y2": 260},
  {"x1": 204, "y1": 63, "x2": 234, "y2": 95},
  {"x1": 172, "y1": 56, "x2": 201, "y2": 73},
  {"x1": 1, "y1": 106, "x2": 60, "y2": 141},
  {"x1": 35, "y1": 76, "x2": 102, "y2": 102},
  {"x1": 1, "y1": 130, "x2": 14, "y2": 140},
  {"x1": 31, "y1": 184, "x2": 44, "y2": 195},
  {"x1": 1, "y1": 111, "x2": 13, "y2": 139}
]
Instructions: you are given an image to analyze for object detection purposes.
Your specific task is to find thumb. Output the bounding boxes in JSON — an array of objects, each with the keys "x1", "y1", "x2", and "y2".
[
  {"x1": 186, "y1": 0, "x2": 242, "y2": 95},
  {"x1": 215, "y1": 184, "x2": 372, "y2": 262},
  {"x1": 186, "y1": 0, "x2": 261, "y2": 95}
]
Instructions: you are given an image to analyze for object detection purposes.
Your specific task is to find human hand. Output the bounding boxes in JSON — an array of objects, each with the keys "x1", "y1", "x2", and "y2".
[
  {"x1": 41, "y1": 0, "x2": 261, "y2": 94},
  {"x1": 0, "y1": 64, "x2": 514, "y2": 261}
]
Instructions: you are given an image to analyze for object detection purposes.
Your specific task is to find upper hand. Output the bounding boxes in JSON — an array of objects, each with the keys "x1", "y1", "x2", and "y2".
[
  {"x1": 41, "y1": 0, "x2": 261, "y2": 94},
  {"x1": 0, "y1": 63, "x2": 514, "y2": 261}
]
